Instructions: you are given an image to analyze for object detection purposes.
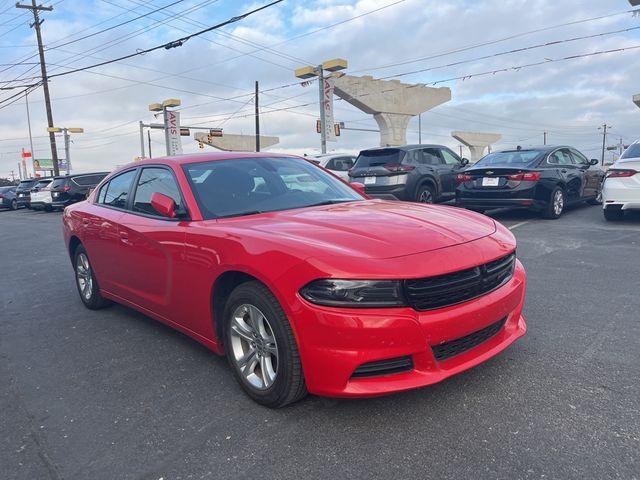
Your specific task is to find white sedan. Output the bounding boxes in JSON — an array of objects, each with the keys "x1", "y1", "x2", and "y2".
[
  {"x1": 308, "y1": 153, "x2": 356, "y2": 181},
  {"x1": 602, "y1": 141, "x2": 640, "y2": 221}
]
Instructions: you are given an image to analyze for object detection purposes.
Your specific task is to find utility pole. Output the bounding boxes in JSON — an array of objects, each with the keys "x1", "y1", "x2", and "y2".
[
  {"x1": 599, "y1": 123, "x2": 611, "y2": 167},
  {"x1": 543, "y1": 131, "x2": 547, "y2": 145},
  {"x1": 16, "y1": 0, "x2": 60, "y2": 176},
  {"x1": 139, "y1": 121, "x2": 146, "y2": 158},
  {"x1": 147, "y1": 130, "x2": 152, "y2": 159},
  {"x1": 418, "y1": 114, "x2": 422, "y2": 144},
  {"x1": 255, "y1": 81, "x2": 260, "y2": 152}
]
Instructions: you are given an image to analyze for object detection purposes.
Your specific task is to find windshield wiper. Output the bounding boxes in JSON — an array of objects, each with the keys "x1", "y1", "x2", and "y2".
[
  {"x1": 303, "y1": 199, "x2": 357, "y2": 208},
  {"x1": 217, "y1": 210, "x2": 264, "y2": 219}
]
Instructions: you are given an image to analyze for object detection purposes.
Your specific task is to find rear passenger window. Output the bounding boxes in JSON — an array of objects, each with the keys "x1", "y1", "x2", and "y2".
[
  {"x1": 132, "y1": 167, "x2": 182, "y2": 216},
  {"x1": 99, "y1": 170, "x2": 136, "y2": 209}
]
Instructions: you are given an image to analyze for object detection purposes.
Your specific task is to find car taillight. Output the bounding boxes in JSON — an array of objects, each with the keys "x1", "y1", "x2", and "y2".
[
  {"x1": 456, "y1": 174, "x2": 473, "y2": 182},
  {"x1": 384, "y1": 163, "x2": 415, "y2": 172},
  {"x1": 507, "y1": 171, "x2": 541, "y2": 181},
  {"x1": 606, "y1": 169, "x2": 637, "y2": 178},
  {"x1": 63, "y1": 185, "x2": 71, "y2": 191}
]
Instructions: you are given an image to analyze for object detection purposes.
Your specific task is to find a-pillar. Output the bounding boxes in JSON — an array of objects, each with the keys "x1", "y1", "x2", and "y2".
[
  {"x1": 333, "y1": 75, "x2": 451, "y2": 146},
  {"x1": 451, "y1": 131, "x2": 502, "y2": 162}
]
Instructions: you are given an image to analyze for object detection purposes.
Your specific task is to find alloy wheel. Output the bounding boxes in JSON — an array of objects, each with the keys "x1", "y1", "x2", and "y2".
[
  {"x1": 76, "y1": 253, "x2": 93, "y2": 301},
  {"x1": 418, "y1": 190, "x2": 433, "y2": 203},
  {"x1": 553, "y1": 190, "x2": 564, "y2": 216},
  {"x1": 229, "y1": 304, "x2": 279, "y2": 390}
]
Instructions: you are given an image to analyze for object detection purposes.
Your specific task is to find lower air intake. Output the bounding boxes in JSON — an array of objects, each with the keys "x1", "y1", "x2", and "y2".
[
  {"x1": 432, "y1": 317, "x2": 507, "y2": 361},
  {"x1": 351, "y1": 356, "x2": 414, "y2": 378}
]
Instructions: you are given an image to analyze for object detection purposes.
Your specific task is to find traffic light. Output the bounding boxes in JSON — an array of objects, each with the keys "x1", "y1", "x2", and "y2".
[
  {"x1": 334, "y1": 123, "x2": 341, "y2": 137},
  {"x1": 198, "y1": 141, "x2": 204, "y2": 149},
  {"x1": 316, "y1": 119, "x2": 321, "y2": 133}
]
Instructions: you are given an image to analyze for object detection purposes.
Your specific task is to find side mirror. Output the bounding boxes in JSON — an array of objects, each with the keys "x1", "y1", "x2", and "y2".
[
  {"x1": 151, "y1": 192, "x2": 177, "y2": 218},
  {"x1": 461, "y1": 158, "x2": 470, "y2": 166},
  {"x1": 590, "y1": 158, "x2": 599, "y2": 166},
  {"x1": 351, "y1": 182, "x2": 369, "y2": 197}
]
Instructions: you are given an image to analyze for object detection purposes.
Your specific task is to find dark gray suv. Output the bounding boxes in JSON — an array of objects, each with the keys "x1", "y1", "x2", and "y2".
[{"x1": 348, "y1": 145, "x2": 469, "y2": 203}]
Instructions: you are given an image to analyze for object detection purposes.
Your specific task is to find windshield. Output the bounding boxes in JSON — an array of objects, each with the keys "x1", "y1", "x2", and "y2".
[
  {"x1": 34, "y1": 180, "x2": 52, "y2": 189},
  {"x1": 475, "y1": 150, "x2": 544, "y2": 167},
  {"x1": 183, "y1": 156, "x2": 363, "y2": 219},
  {"x1": 51, "y1": 178, "x2": 68, "y2": 189},
  {"x1": 354, "y1": 149, "x2": 405, "y2": 168},
  {"x1": 620, "y1": 143, "x2": 640, "y2": 160}
]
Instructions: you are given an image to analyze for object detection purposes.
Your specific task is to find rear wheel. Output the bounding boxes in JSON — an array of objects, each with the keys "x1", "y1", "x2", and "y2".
[
  {"x1": 74, "y1": 245, "x2": 111, "y2": 310},
  {"x1": 603, "y1": 205, "x2": 624, "y2": 221},
  {"x1": 416, "y1": 184, "x2": 435, "y2": 204},
  {"x1": 542, "y1": 187, "x2": 564, "y2": 219},
  {"x1": 10, "y1": 199, "x2": 17, "y2": 210},
  {"x1": 224, "y1": 281, "x2": 307, "y2": 408}
]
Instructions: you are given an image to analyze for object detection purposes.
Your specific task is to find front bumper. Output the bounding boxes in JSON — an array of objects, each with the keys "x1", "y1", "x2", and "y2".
[{"x1": 293, "y1": 260, "x2": 527, "y2": 397}]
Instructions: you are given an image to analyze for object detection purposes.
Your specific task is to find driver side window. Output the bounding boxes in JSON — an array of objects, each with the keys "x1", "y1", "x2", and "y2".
[{"x1": 132, "y1": 167, "x2": 183, "y2": 216}]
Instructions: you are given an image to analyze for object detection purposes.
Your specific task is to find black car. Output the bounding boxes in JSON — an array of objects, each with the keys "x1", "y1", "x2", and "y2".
[
  {"x1": 0, "y1": 186, "x2": 17, "y2": 210},
  {"x1": 15, "y1": 178, "x2": 38, "y2": 208},
  {"x1": 50, "y1": 172, "x2": 110, "y2": 209},
  {"x1": 455, "y1": 146, "x2": 604, "y2": 219},
  {"x1": 348, "y1": 145, "x2": 469, "y2": 203}
]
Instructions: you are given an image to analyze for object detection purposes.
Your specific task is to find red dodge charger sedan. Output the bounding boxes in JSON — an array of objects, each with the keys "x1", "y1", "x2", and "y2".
[{"x1": 63, "y1": 153, "x2": 527, "y2": 407}]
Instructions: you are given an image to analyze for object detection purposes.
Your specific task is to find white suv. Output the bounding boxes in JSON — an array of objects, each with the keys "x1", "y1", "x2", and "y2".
[
  {"x1": 30, "y1": 178, "x2": 54, "y2": 211},
  {"x1": 602, "y1": 141, "x2": 640, "y2": 220}
]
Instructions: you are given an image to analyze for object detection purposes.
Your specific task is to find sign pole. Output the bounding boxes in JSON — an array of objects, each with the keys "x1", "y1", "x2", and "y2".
[{"x1": 318, "y1": 66, "x2": 326, "y2": 154}]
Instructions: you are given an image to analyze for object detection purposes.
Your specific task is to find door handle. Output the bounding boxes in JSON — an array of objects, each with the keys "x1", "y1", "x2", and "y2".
[{"x1": 119, "y1": 231, "x2": 129, "y2": 244}]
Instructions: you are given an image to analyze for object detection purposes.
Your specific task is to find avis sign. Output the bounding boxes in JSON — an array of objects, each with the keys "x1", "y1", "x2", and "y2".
[
  {"x1": 167, "y1": 110, "x2": 183, "y2": 155},
  {"x1": 323, "y1": 76, "x2": 336, "y2": 142}
]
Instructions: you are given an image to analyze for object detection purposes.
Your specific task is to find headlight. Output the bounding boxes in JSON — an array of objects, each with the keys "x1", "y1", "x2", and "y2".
[{"x1": 299, "y1": 279, "x2": 407, "y2": 308}]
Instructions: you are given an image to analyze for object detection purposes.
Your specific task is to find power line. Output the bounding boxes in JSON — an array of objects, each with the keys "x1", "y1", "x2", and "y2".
[
  {"x1": 351, "y1": 7, "x2": 640, "y2": 74},
  {"x1": 378, "y1": 25, "x2": 640, "y2": 80}
]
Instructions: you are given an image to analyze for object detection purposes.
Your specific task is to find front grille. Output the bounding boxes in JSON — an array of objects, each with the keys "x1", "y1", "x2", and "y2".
[
  {"x1": 351, "y1": 356, "x2": 414, "y2": 378},
  {"x1": 432, "y1": 317, "x2": 507, "y2": 361},
  {"x1": 404, "y1": 253, "x2": 515, "y2": 311}
]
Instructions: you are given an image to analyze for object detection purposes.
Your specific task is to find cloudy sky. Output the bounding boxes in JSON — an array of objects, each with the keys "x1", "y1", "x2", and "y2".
[{"x1": 1, "y1": 0, "x2": 639, "y2": 177}]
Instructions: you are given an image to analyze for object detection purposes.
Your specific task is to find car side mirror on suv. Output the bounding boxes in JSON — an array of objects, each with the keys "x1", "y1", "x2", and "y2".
[
  {"x1": 589, "y1": 159, "x2": 599, "y2": 166},
  {"x1": 461, "y1": 158, "x2": 470, "y2": 166}
]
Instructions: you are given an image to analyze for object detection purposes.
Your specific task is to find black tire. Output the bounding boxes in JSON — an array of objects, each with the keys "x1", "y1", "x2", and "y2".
[
  {"x1": 416, "y1": 184, "x2": 436, "y2": 204},
  {"x1": 10, "y1": 199, "x2": 17, "y2": 210},
  {"x1": 542, "y1": 187, "x2": 564, "y2": 219},
  {"x1": 224, "y1": 281, "x2": 307, "y2": 408},
  {"x1": 73, "y1": 244, "x2": 111, "y2": 310},
  {"x1": 603, "y1": 206, "x2": 624, "y2": 221}
]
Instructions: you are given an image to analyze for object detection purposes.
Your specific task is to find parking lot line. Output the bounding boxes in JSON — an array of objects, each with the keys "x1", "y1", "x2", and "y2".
[{"x1": 508, "y1": 221, "x2": 530, "y2": 230}]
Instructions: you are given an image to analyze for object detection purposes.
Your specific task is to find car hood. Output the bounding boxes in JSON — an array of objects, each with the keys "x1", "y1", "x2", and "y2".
[{"x1": 212, "y1": 200, "x2": 496, "y2": 260}]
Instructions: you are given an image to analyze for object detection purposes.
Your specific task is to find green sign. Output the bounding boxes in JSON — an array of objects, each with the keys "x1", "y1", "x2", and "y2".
[{"x1": 34, "y1": 158, "x2": 68, "y2": 171}]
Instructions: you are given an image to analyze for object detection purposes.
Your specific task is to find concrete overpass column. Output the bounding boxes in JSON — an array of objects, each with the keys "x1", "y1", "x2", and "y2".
[
  {"x1": 373, "y1": 113, "x2": 413, "y2": 146},
  {"x1": 634, "y1": 94, "x2": 640, "y2": 109},
  {"x1": 451, "y1": 131, "x2": 502, "y2": 162},
  {"x1": 334, "y1": 75, "x2": 451, "y2": 147}
]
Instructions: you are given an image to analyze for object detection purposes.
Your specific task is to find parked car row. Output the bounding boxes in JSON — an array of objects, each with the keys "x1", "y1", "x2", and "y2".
[
  {"x1": 7, "y1": 172, "x2": 109, "y2": 212},
  {"x1": 329, "y1": 143, "x2": 621, "y2": 220}
]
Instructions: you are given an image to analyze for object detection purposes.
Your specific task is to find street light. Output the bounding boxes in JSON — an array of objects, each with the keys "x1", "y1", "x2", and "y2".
[
  {"x1": 295, "y1": 58, "x2": 347, "y2": 154},
  {"x1": 149, "y1": 98, "x2": 182, "y2": 156},
  {"x1": 46, "y1": 126, "x2": 84, "y2": 174}
]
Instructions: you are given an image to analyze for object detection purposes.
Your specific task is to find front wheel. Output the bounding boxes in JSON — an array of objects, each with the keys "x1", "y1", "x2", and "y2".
[
  {"x1": 542, "y1": 187, "x2": 564, "y2": 219},
  {"x1": 224, "y1": 281, "x2": 307, "y2": 408},
  {"x1": 74, "y1": 245, "x2": 111, "y2": 310}
]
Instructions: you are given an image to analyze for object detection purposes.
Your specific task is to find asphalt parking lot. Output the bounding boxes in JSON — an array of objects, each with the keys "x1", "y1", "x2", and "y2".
[{"x1": 1, "y1": 204, "x2": 639, "y2": 480}]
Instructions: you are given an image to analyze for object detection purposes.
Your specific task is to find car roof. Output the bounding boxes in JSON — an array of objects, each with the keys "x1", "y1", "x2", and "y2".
[
  {"x1": 492, "y1": 145, "x2": 573, "y2": 154},
  {"x1": 108, "y1": 152, "x2": 304, "y2": 176}
]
